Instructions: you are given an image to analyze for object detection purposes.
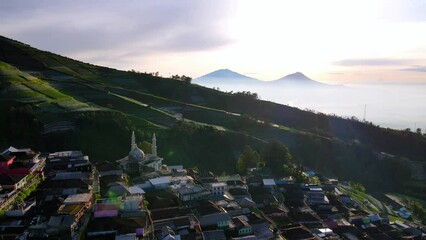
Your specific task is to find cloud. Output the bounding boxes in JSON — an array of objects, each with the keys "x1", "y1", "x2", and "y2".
[
  {"x1": 400, "y1": 66, "x2": 426, "y2": 72},
  {"x1": 333, "y1": 58, "x2": 412, "y2": 66},
  {"x1": 0, "y1": 1, "x2": 233, "y2": 57}
]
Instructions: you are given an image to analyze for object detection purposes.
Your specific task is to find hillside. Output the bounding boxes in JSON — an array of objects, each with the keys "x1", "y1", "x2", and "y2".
[{"x1": 1, "y1": 35, "x2": 425, "y2": 197}]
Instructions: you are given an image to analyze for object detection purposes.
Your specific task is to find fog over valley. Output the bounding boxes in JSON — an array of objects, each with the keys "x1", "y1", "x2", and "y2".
[{"x1": 194, "y1": 70, "x2": 426, "y2": 131}]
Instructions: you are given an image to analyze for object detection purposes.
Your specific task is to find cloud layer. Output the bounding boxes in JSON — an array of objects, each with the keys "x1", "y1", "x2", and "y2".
[{"x1": 0, "y1": 1, "x2": 233, "y2": 58}]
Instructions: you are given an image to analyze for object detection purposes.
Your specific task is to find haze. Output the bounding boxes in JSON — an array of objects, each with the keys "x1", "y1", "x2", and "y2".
[{"x1": 197, "y1": 80, "x2": 426, "y2": 130}]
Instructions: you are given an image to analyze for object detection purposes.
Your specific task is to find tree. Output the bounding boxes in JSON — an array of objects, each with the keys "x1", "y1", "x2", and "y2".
[
  {"x1": 170, "y1": 74, "x2": 192, "y2": 84},
  {"x1": 236, "y1": 145, "x2": 260, "y2": 174},
  {"x1": 236, "y1": 157, "x2": 247, "y2": 174},
  {"x1": 140, "y1": 141, "x2": 152, "y2": 154},
  {"x1": 261, "y1": 140, "x2": 292, "y2": 176},
  {"x1": 309, "y1": 176, "x2": 321, "y2": 185},
  {"x1": 181, "y1": 75, "x2": 192, "y2": 84}
]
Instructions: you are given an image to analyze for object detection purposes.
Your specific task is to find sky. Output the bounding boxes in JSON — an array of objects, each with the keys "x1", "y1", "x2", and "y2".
[{"x1": 1, "y1": 0, "x2": 426, "y2": 84}]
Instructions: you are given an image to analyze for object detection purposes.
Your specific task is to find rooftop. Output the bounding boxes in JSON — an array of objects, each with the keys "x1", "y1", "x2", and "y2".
[
  {"x1": 63, "y1": 193, "x2": 92, "y2": 204},
  {"x1": 211, "y1": 182, "x2": 228, "y2": 188},
  {"x1": 0, "y1": 154, "x2": 14, "y2": 162},
  {"x1": 281, "y1": 224, "x2": 316, "y2": 240},
  {"x1": 128, "y1": 186, "x2": 145, "y2": 195},
  {"x1": 150, "y1": 207, "x2": 191, "y2": 221},
  {"x1": 203, "y1": 230, "x2": 226, "y2": 240},
  {"x1": 262, "y1": 179, "x2": 276, "y2": 186},
  {"x1": 86, "y1": 216, "x2": 146, "y2": 235},
  {"x1": 195, "y1": 200, "x2": 224, "y2": 216},
  {"x1": 53, "y1": 171, "x2": 89, "y2": 180},
  {"x1": 232, "y1": 216, "x2": 251, "y2": 229},
  {"x1": 48, "y1": 215, "x2": 75, "y2": 228},
  {"x1": 57, "y1": 203, "x2": 85, "y2": 215},
  {"x1": 149, "y1": 176, "x2": 171, "y2": 186}
]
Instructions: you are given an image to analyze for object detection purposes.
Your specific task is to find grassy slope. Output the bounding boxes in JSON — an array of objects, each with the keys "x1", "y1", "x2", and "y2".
[{"x1": 338, "y1": 185, "x2": 414, "y2": 222}]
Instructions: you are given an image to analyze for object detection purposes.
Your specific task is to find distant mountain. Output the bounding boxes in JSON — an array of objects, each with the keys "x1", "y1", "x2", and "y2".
[
  {"x1": 271, "y1": 72, "x2": 327, "y2": 86},
  {"x1": 195, "y1": 70, "x2": 333, "y2": 88},
  {"x1": 194, "y1": 69, "x2": 263, "y2": 86}
]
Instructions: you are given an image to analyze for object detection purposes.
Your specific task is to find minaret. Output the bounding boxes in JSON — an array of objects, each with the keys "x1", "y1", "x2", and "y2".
[
  {"x1": 152, "y1": 133, "x2": 157, "y2": 157},
  {"x1": 131, "y1": 131, "x2": 136, "y2": 150}
]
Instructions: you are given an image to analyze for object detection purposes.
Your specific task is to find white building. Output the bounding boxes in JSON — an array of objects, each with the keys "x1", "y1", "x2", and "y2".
[
  {"x1": 210, "y1": 182, "x2": 228, "y2": 196},
  {"x1": 118, "y1": 132, "x2": 163, "y2": 174}
]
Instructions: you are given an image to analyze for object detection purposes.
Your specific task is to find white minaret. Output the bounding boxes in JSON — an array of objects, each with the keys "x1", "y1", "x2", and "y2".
[
  {"x1": 152, "y1": 133, "x2": 157, "y2": 157},
  {"x1": 131, "y1": 131, "x2": 136, "y2": 150}
]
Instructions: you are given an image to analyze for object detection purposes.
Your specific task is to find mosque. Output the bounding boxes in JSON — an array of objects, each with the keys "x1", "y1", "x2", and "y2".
[{"x1": 118, "y1": 131, "x2": 163, "y2": 176}]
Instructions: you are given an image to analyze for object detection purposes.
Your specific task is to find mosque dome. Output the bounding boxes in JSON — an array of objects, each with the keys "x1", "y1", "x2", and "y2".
[{"x1": 129, "y1": 146, "x2": 145, "y2": 161}]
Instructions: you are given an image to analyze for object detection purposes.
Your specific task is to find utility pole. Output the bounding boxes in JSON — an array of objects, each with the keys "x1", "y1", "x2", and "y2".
[{"x1": 363, "y1": 104, "x2": 367, "y2": 122}]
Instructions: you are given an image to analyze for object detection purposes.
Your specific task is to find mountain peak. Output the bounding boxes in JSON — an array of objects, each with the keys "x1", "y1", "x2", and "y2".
[
  {"x1": 194, "y1": 69, "x2": 262, "y2": 85},
  {"x1": 281, "y1": 72, "x2": 311, "y2": 81},
  {"x1": 272, "y1": 71, "x2": 327, "y2": 86},
  {"x1": 201, "y1": 69, "x2": 251, "y2": 79}
]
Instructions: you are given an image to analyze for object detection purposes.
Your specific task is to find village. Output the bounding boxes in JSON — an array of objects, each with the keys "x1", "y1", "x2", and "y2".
[{"x1": 0, "y1": 132, "x2": 425, "y2": 240}]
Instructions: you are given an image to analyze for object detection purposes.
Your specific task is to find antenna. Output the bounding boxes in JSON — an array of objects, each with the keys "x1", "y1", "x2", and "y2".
[{"x1": 363, "y1": 104, "x2": 366, "y2": 122}]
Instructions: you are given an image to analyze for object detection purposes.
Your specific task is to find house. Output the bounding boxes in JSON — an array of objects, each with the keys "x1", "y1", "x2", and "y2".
[
  {"x1": 275, "y1": 177, "x2": 295, "y2": 186},
  {"x1": 262, "y1": 206, "x2": 287, "y2": 217},
  {"x1": 1, "y1": 147, "x2": 42, "y2": 175},
  {"x1": 0, "y1": 154, "x2": 16, "y2": 173},
  {"x1": 338, "y1": 194, "x2": 352, "y2": 204},
  {"x1": 398, "y1": 207, "x2": 412, "y2": 219},
  {"x1": 232, "y1": 216, "x2": 252, "y2": 236},
  {"x1": 174, "y1": 183, "x2": 211, "y2": 202},
  {"x1": 231, "y1": 236, "x2": 257, "y2": 240},
  {"x1": 152, "y1": 215, "x2": 201, "y2": 239},
  {"x1": 63, "y1": 193, "x2": 93, "y2": 205},
  {"x1": 302, "y1": 185, "x2": 329, "y2": 205},
  {"x1": 57, "y1": 203, "x2": 87, "y2": 221},
  {"x1": 288, "y1": 210, "x2": 322, "y2": 226},
  {"x1": 203, "y1": 230, "x2": 226, "y2": 240},
  {"x1": 47, "y1": 215, "x2": 77, "y2": 239},
  {"x1": 5, "y1": 200, "x2": 36, "y2": 217},
  {"x1": 93, "y1": 203, "x2": 119, "y2": 218},
  {"x1": 149, "y1": 176, "x2": 171, "y2": 189},
  {"x1": 46, "y1": 150, "x2": 92, "y2": 172},
  {"x1": 122, "y1": 195, "x2": 145, "y2": 215},
  {"x1": 210, "y1": 182, "x2": 228, "y2": 196},
  {"x1": 0, "y1": 173, "x2": 27, "y2": 191},
  {"x1": 247, "y1": 214, "x2": 274, "y2": 240},
  {"x1": 262, "y1": 179, "x2": 276, "y2": 188},
  {"x1": 368, "y1": 214, "x2": 389, "y2": 224},
  {"x1": 311, "y1": 228, "x2": 334, "y2": 238},
  {"x1": 281, "y1": 224, "x2": 316, "y2": 240},
  {"x1": 128, "y1": 186, "x2": 145, "y2": 195},
  {"x1": 215, "y1": 199, "x2": 251, "y2": 217},
  {"x1": 226, "y1": 188, "x2": 251, "y2": 200},
  {"x1": 86, "y1": 216, "x2": 146, "y2": 239},
  {"x1": 195, "y1": 200, "x2": 231, "y2": 229},
  {"x1": 227, "y1": 179, "x2": 248, "y2": 190},
  {"x1": 235, "y1": 197, "x2": 256, "y2": 208},
  {"x1": 150, "y1": 206, "x2": 192, "y2": 221},
  {"x1": 246, "y1": 175, "x2": 262, "y2": 187},
  {"x1": 107, "y1": 182, "x2": 131, "y2": 197},
  {"x1": 303, "y1": 170, "x2": 316, "y2": 177},
  {"x1": 59, "y1": 193, "x2": 93, "y2": 221},
  {"x1": 115, "y1": 233, "x2": 137, "y2": 240}
]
